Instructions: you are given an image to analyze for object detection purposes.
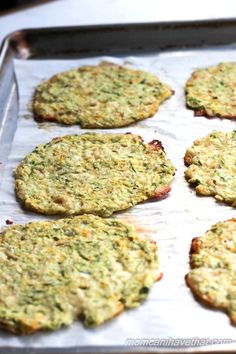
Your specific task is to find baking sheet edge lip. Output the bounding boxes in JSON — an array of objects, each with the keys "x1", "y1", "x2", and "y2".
[
  {"x1": 0, "y1": 37, "x2": 9, "y2": 66},
  {"x1": 0, "y1": 18, "x2": 236, "y2": 354},
  {"x1": 0, "y1": 343, "x2": 235, "y2": 354},
  {"x1": 2, "y1": 16, "x2": 236, "y2": 58}
]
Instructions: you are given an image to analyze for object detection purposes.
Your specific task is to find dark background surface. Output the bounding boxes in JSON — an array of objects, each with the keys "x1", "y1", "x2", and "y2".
[{"x1": 0, "y1": 0, "x2": 34, "y2": 11}]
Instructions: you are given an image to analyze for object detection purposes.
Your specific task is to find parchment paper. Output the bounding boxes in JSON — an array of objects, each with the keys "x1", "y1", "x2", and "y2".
[{"x1": 0, "y1": 47, "x2": 236, "y2": 350}]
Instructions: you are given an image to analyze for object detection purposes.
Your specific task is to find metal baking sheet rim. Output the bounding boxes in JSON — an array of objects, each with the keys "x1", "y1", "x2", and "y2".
[
  {"x1": 0, "y1": 344, "x2": 236, "y2": 354},
  {"x1": 1, "y1": 19, "x2": 236, "y2": 354},
  {"x1": 4, "y1": 18, "x2": 236, "y2": 59}
]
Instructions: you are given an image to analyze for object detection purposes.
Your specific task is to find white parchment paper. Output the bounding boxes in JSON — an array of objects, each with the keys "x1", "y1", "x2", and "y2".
[{"x1": 0, "y1": 46, "x2": 236, "y2": 350}]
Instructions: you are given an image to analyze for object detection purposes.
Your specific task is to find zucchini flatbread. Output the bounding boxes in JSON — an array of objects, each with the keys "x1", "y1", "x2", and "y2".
[
  {"x1": 186, "y1": 62, "x2": 236, "y2": 119},
  {"x1": 0, "y1": 215, "x2": 160, "y2": 334},
  {"x1": 184, "y1": 130, "x2": 236, "y2": 206},
  {"x1": 186, "y1": 218, "x2": 236, "y2": 324},
  {"x1": 33, "y1": 61, "x2": 173, "y2": 128},
  {"x1": 15, "y1": 133, "x2": 175, "y2": 216}
]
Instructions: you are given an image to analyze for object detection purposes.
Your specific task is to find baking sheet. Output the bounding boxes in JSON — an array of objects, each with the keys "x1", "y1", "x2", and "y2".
[{"x1": 0, "y1": 46, "x2": 236, "y2": 351}]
